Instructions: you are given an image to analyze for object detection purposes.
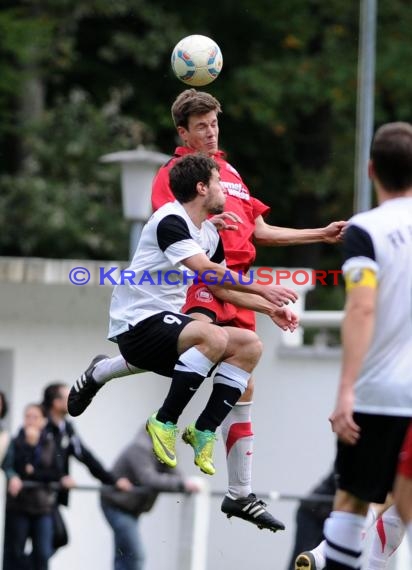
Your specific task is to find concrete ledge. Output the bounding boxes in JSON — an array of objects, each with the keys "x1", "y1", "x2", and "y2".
[{"x1": 0, "y1": 257, "x2": 126, "y2": 286}]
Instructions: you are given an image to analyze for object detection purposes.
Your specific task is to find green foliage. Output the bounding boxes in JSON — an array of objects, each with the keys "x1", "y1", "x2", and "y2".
[{"x1": 0, "y1": 90, "x2": 147, "y2": 258}]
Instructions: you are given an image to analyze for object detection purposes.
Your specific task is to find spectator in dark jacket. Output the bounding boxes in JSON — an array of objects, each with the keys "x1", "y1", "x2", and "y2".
[
  {"x1": 41, "y1": 383, "x2": 129, "y2": 507},
  {"x1": 0, "y1": 390, "x2": 9, "y2": 465},
  {"x1": 100, "y1": 425, "x2": 201, "y2": 570},
  {"x1": 2, "y1": 403, "x2": 63, "y2": 570}
]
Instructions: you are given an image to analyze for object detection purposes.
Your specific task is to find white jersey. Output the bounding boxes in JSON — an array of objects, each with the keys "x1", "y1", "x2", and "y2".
[
  {"x1": 342, "y1": 196, "x2": 412, "y2": 416},
  {"x1": 108, "y1": 201, "x2": 224, "y2": 340}
]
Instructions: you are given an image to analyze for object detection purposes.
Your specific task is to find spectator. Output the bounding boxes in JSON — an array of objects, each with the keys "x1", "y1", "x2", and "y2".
[
  {"x1": 100, "y1": 425, "x2": 202, "y2": 570},
  {"x1": 2, "y1": 403, "x2": 63, "y2": 570},
  {"x1": 0, "y1": 391, "x2": 9, "y2": 464},
  {"x1": 41, "y1": 383, "x2": 130, "y2": 551}
]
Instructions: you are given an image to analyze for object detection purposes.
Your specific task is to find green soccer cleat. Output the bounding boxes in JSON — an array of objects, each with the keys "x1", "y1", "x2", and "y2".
[
  {"x1": 146, "y1": 413, "x2": 178, "y2": 468},
  {"x1": 182, "y1": 423, "x2": 217, "y2": 475}
]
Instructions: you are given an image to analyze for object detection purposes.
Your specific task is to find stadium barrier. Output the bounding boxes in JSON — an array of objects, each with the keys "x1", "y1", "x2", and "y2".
[{"x1": 1, "y1": 481, "x2": 410, "y2": 569}]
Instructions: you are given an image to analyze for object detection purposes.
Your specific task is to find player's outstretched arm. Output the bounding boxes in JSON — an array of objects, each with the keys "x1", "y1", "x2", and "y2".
[
  {"x1": 253, "y1": 215, "x2": 347, "y2": 246},
  {"x1": 209, "y1": 286, "x2": 299, "y2": 332},
  {"x1": 182, "y1": 252, "x2": 298, "y2": 307}
]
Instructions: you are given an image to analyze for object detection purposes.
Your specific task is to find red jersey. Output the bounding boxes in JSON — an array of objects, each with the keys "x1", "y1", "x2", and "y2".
[{"x1": 151, "y1": 146, "x2": 270, "y2": 272}]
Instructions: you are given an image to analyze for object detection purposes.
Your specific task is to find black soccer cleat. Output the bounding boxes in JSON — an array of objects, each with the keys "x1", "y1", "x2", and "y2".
[
  {"x1": 221, "y1": 493, "x2": 285, "y2": 533},
  {"x1": 295, "y1": 551, "x2": 317, "y2": 570},
  {"x1": 68, "y1": 355, "x2": 108, "y2": 417}
]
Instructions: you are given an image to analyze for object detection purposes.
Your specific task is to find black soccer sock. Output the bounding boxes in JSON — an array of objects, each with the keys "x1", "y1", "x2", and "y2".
[
  {"x1": 156, "y1": 347, "x2": 214, "y2": 425},
  {"x1": 195, "y1": 362, "x2": 250, "y2": 431},
  {"x1": 195, "y1": 383, "x2": 241, "y2": 432}
]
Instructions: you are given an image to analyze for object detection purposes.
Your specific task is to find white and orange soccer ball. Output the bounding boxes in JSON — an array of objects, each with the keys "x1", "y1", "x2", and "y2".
[{"x1": 171, "y1": 35, "x2": 223, "y2": 87}]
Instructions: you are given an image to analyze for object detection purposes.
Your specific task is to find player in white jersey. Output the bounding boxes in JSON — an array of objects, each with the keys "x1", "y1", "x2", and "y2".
[
  {"x1": 69, "y1": 154, "x2": 298, "y2": 480},
  {"x1": 314, "y1": 122, "x2": 412, "y2": 570}
]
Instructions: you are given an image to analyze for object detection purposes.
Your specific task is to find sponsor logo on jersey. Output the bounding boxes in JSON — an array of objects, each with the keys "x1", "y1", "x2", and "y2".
[
  {"x1": 194, "y1": 287, "x2": 214, "y2": 303},
  {"x1": 221, "y1": 181, "x2": 250, "y2": 200}
]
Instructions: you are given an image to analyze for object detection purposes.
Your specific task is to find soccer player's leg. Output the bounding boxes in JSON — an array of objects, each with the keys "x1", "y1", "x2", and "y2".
[
  {"x1": 183, "y1": 326, "x2": 260, "y2": 477},
  {"x1": 368, "y1": 503, "x2": 405, "y2": 568},
  {"x1": 138, "y1": 313, "x2": 228, "y2": 467},
  {"x1": 220, "y1": 308, "x2": 285, "y2": 532},
  {"x1": 183, "y1": 288, "x2": 285, "y2": 530},
  {"x1": 68, "y1": 355, "x2": 143, "y2": 417},
  {"x1": 323, "y1": 414, "x2": 410, "y2": 569}
]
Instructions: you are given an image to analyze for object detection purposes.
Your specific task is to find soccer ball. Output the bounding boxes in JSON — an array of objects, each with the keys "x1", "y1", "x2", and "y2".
[{"x1": 171, "y1": 35, "x2": 223, "y2": 87}]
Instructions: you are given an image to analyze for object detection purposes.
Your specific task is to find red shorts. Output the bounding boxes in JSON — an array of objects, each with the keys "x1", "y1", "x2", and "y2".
[
  {"x1": 182, "y1": 282, "x2": 256, "y2": 331},
  {"x1": 398, "y1": 421, "x2": 412, "y2": 479}
]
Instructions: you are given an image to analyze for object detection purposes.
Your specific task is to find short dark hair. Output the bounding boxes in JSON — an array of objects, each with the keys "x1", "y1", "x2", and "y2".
[
  {"x1": 169, "y1": 154, "x2": 219, "y2": 203},
  {"x1": 171, "y1": 89, "x2": 222, "y2": 129},
  {"x1": 0, "y1": 391, "x2": 8, "y2": 420},
  {"x1": 42, "y1": 382, "x2": 68, "y2": 412},
  {"x1": 371, "y1": 122, "x2": 412, "y2": 192}
]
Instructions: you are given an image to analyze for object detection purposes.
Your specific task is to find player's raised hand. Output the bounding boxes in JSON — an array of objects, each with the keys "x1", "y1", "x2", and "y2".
[
  {"x1": 210, "y1": 211, "x2": 243, "y2": 231},
  {"x1": 269, "y1": 307, "x2": 299, "y2": 332},
  {"x1": 261, "y1": 284, "x2": 298, "y2": 307},
  {"x1": 323, "y1": 220, "x2": 347, "y2": 243}
]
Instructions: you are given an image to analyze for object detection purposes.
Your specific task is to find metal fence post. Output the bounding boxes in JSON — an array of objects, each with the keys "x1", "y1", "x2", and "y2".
[{"x1": 177, "y1": 479, "x2": 210, "y2": 570}]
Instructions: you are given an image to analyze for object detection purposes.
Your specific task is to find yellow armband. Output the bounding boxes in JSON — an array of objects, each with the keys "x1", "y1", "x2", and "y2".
[{"x1": 344, "y1": 268, "x2": 377, "y2": 291}]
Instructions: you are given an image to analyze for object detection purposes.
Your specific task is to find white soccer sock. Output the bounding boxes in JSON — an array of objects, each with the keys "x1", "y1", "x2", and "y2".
[
  {"x1": 364, "y1": 505, "x2": 379, "y2": 531},
  {"x1": 310, "y1": 540, "x2": 326, "y2": 569},
  {"x1": 324, "y1": 511, "x2": 366, "y2": 569},
  {"x1": 93, "y1": 355, "x2": 143, "y2": 384},
  {"x1": 366, "y1": 506, "x2": 405, "y2": 569},
  {"x1": 220, "y1": 401, "x2": 253, "y2": 499},
  {"x1": 307, "y1": 506, "x2": 377, "y2": 570}
]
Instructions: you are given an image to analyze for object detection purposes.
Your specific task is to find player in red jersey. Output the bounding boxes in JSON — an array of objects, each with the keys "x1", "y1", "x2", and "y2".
[{"x1": 151, "y1": 89, "x2": 346, "y2": 531}]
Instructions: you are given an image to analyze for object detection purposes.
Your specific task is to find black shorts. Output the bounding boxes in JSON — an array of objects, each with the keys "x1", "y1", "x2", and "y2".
[
  {"x1": 335, "y1": 412, "x2": 410, "y2": 503},
  {"x1": 117, "y1": 311, "x2": 194, "y2": 377}
]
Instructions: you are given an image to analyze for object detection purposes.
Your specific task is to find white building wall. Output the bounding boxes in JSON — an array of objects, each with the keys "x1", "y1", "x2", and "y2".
[{"x1": 0, "y1": 260, "x2": 404, "y2": 570}]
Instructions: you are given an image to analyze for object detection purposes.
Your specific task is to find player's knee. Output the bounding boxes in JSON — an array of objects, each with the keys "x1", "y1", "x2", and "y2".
[
  {"x1": 242, "y1": 331, "x2": 263, "y2": 364},
  {"x1": 203, "y1": 325, "x2": 229, "y2": 360}
]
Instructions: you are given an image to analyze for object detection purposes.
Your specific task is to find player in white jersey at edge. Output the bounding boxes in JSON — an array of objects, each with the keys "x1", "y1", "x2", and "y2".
[
  {"x1": 69, "y1": 153, "x2": 299, "y2": 483},
  {"x1": 296, "y1": 122, "x2": 412, "y2": 570}
]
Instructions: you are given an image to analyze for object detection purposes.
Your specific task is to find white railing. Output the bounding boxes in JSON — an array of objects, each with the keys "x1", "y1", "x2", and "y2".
[
  {"x1": 281, "y1": 309, "x2": 344, "y2": 348},
  {"x1": 300, "y1": 310, "x2": 343, "y2": 328}
]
